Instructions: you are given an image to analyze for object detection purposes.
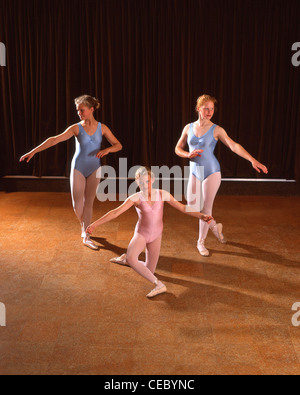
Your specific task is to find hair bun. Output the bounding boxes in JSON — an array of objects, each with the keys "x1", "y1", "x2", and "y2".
[
  {"x1": 94, "y1": 98, "x2": 101, "y2": 110},
  {"x1": 74, "y1": 95, "x2": 101, "y2": 111}
]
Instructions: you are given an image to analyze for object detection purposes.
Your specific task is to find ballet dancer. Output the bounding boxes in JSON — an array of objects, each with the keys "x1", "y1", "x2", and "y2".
[
  {"x1": 86, "y1": 167, "x2": 213, "y2": 298},
  {"x1": 175, "y1": 94, "x2": 268, "y2": 256},
  {"x1": 20, "y1": 95, "x2": 122, "y2": 250}
]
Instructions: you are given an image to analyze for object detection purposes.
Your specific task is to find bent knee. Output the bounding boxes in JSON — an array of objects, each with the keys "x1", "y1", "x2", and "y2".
[
  {"x1": 126, "y1": 254, "x2": 134, "y2": 266},
  {"x1": 126, "y1": 253, "x2": 140, "y2": 267}
]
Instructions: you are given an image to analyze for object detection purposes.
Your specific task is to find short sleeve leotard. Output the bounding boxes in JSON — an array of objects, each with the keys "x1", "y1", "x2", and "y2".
[
  {"x1": 134, "y1": 189, "x2": 164, "y2": 244},
  {"x1": 187, "y1": 123, "x2": 221, "y2": 181},
  {"x1": 71, "y1": 122, "x2": 103, "y2": 178}
]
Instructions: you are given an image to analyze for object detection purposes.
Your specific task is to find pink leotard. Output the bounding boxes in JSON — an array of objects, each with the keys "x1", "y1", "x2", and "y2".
[{"x1": 134, "y1": 189, "x2": 164, "y2": 244}]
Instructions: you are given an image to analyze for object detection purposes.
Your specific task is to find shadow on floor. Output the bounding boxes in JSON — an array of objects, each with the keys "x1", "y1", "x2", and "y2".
[{"x1": 91, "y1": 236, "x2": 299, "y2": 311}]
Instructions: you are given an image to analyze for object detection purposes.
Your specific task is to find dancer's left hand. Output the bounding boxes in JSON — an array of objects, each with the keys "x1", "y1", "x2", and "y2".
[
  {"x1": 202, "y1": 215, "x2": 214, "y2": 224},
  {"x1": 86, "y1": 225, "x2": 95, "y2": 235},
  {"x1": 252, "y1": 160, "x2": 268, "y2": 174},
  {"x1": 96, "y1": 148, "x2": 110, "y2": 158}
]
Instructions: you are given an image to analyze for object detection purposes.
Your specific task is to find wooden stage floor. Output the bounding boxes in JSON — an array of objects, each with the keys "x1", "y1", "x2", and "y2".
[{"x1": 0, "y1": 192, "x2": 299, "y2": 375}]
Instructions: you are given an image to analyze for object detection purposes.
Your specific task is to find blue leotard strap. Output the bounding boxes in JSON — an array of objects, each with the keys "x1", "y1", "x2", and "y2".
[{"x1": 187, "y1": 123, "x2": 221, "y2": 180}]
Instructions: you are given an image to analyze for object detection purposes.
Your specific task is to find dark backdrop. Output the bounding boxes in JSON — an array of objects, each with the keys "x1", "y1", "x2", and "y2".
[{"x1": 0, "y1": 0, "x2": 299, "y2": 180}]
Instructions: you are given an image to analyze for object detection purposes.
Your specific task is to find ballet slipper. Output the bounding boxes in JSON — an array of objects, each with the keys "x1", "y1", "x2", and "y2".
[
  {"x1": 211, "y1": 223, "x2": 227, "y2": 244},
  {"x1": 197, "y1": 239, "x2": 209, "y2": 257},
  {"x1": 83, "y1": 235, "x2": 99, "y2": 250},
  {"x1": 146, "y1": 281, "x2": 167, "y2": 298},
  {"x1": 109, "y1": 254, "x2": 129, "y2": 266}
]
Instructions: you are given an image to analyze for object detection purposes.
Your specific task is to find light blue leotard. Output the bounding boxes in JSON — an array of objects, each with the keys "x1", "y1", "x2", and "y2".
[
  {"x1": 71, "y1": 122, "x2": 103, "y2": 178},
  {"x1": 187, "y1": 123, "x2": 221, "y2": 181}
]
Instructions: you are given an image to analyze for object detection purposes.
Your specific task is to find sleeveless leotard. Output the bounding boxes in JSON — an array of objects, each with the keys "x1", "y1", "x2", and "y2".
[
  {"x1": 71, "y1": 122, "x2": 103, "y2": 178},
  {"x1": 134, "y1": 189, "x2": 164, "y2": 244},
  {"x1": 187, "y1": 123, "x2": 221, "y2": 180}
]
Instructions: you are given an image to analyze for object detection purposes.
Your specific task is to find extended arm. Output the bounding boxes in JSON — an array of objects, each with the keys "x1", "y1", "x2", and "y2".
[
  {"x1": 162, "y1": 190, "x2": 213, "y2": 223},
  {"x1": 86, "y1": 196, "x2": 136, "y2": 234},
  {"x1": 20, "y1": 125, "x2": 77, "y2": 163},
  {"x1": 215, "y1": 127, "x2": 268, "y2": 174}
]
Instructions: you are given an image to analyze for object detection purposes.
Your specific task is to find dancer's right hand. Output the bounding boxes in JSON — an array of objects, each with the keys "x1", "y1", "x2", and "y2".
[
  {"x1": 188, "y1": 149, "x2": 203, "y2": 159},
  {"x1": 20, "y1": 152, "x2": 34, "y2": 163}
]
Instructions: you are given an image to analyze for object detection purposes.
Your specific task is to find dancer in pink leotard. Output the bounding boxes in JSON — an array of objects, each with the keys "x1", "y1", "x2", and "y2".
[
  {"x1": 87, "y1": 167, "x2": 213, "y2": 298},
  {"x1": 135, "y1": 188, "x2": 164, "y2": 244}
]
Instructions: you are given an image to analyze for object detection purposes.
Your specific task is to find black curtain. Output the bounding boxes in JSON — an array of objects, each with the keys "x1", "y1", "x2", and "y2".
[{"x1": 0, "y1": 0, "x2": 299, "y2": 180}]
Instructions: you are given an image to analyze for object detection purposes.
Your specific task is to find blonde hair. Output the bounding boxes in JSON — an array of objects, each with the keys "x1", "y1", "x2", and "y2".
[
  {"x1": 196, "y1": 94, "x2": 218, "y2": 112},
  {"x1": 74, "y1": 95, "x2": 101, "y2": 111},
  {"x1": 135, "y1": 166, "x2": 155, "y2": 180}
]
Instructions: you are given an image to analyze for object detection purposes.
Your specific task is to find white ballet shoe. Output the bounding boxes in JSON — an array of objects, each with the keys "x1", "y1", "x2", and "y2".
[
  {"x1": 211, "y1": 223, "x2": 227, "y2": 244},
  {"x1": 109, "y1": 254, "x2": 129, "y2": 266},
  {"x1": 146, "y1": 281, "x2": 167, "y2": 298},
  {"x1": 83, "y1": 236, "x2": 99, "y2": 250},
  {"x1": 197, "y1": 239, "x2": 209, "y2": 257}
]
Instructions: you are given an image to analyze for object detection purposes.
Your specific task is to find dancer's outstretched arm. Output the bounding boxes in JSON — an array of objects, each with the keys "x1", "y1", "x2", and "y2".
[
  {"x1": 86, "y1": 194, "x2": 139, "y2": 235},
  {"x1": 19, "y1": 125, "x2": 77, "y2": 163},
  {"x1": 161, "y1": 190, "x2": 213, "y2": 223},
  {"x1": 215, "y1": 127, "x2": 268, "y2": 174}
]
